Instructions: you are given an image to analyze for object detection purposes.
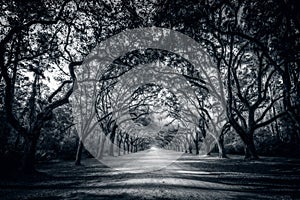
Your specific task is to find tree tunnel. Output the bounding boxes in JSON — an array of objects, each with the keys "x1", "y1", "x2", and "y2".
[
  {"x1": 95, "y1": 48, "x2": 208, "y2": 154},
  {"x1": 71, "y1": 27, "x2": 229, "y2": 169}
]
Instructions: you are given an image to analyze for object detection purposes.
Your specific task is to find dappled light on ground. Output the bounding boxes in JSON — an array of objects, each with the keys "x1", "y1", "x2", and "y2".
[
  {"x1": 0, "y1": 150, "x2": 299, "y2": 200},
  {"x1": 100, "y1": 148, "x2": 183, "y2": 173}
]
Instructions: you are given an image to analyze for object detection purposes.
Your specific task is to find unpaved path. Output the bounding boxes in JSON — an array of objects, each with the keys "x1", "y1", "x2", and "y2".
[{"x1": 1, "y1": 148, "x2": 300, "y2": 199}]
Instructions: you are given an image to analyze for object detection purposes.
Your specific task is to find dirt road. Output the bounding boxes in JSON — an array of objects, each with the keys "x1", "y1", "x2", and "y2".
[{"x1": 0, "y1": 148, "x2": 299, "y2": 199}]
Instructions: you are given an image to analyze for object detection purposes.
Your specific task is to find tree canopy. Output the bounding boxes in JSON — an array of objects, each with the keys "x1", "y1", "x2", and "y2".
[{"x1": 0, "y1": 0, "x2": 299, "y2": 174}]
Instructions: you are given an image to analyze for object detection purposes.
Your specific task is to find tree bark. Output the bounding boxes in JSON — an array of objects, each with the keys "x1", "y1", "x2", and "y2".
[
  {"x1": 118, "y1": 140, "x2": 122, "y2": 156},
  {"x1": 126, "y1": 140, "x2": 130, "y2": 154},
  {"x1": 217, "y1": 135, "x2": 228, "y2": 158},
  {"x1": 243, "y1": 134, "x2": 259, "y2": 160},
  {"x1": 75, "y1": 139, "x2": 83, "y2": 165},
  {"x1": 109, "y1": 124, "x2": 117, "y2": 156},
  {"x1": 130, "y1": 141, "x2": 134, "y2": 153},
  {"x1": 195, "y1": 141, "x2": 199, "y2": 155},
  {"x1": 184, "y1": 141, "x2": 188, "y2": 153},
  {"x1": 97, "y1": 134, "x2": 106, "y2": 159},
  {"x1": 21, "y1": 134, "x2": 39, "y2": 173},
  {"x1": 109, "y1": 138, "x2": 115, "y2": 156},
  {"x1": 188, "y1": 144, "x2": 193, "y2": 154},
  {"x1": 123, "y1": 140, "x2": 127, "y2": 154}
]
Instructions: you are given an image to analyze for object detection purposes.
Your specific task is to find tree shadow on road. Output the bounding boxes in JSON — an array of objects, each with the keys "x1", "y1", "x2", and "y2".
[{"x1": 0, "y1": 154, "x2": 299, "y2": 200}]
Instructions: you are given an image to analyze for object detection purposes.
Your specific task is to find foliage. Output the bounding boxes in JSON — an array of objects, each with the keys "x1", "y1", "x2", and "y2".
[{"x1": 1, "y1": 0, "x2": 299, "y2": 174}]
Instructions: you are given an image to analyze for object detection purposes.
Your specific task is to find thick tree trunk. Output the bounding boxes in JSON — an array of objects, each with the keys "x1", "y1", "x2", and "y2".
[
  {"x1": 130, "y1": 142, "x2": 134, "y2": 153},
  {"x1": 0, "y1": 114, "x2": 9, "y2": 153},
  {"x1": 194, "y1": 138, "x2": 200, "y2": 155},
  {"x1": 282, "y1": 64, "x2": 300, "y2": 135},
  {"x1": 21, "y1": 134, "x2": 39, "y2": 173},
  {"x1": 217, "y1": 136, "x2": 228, "y2": 158},
  {"x1": 188, "y1": 144, "x2": 193, "y2": 154},
  {"x1": 75, "y1": 139, "x2": 83, "y2": 165},
  {"x1": 195, "y1": 142, "x2": 199, "y2": 155},
  {"x1": 245, "y1": 143, "x2": 259, "y2": 160},
  {"x1": 234, "y1": 129, "x2": 259, "y2": 160},
  {"x1": 244, "y1": 134, "x2": 259, "y2": 160}
]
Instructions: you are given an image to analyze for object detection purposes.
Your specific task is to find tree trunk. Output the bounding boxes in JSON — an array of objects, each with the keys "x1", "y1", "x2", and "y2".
[
  {"x1": 203, "y1": 138, "x2": 211, "y2": 155},
  {"x1": 126, "y1": 141, "x2": 130, "y2": 153},
  {"x1": 184, "y1": 142, "x2": 187, "y2": 153},
  {"x1": 117, "y1": 133, "x2": 122, "y2": 156},
  {"x1": 118, "y1": 141, "x2": 122, "y2": 156},
  {"x1": 130, "y1": 142, "x2": 133, "y2": 153},
  {"x1": 244, "y1": 134, "x2": 259, "y2": 160},
  {"x1": 109, "y1": 139, "x2": 115, "y2": 156},
  {"x1": 0, "y1": 114, "x2": 10, "y2": 153},
  {"x1": 14, "y1": 132, "x2": 20, "y2": 149},
  {"x1": 123, "y1": 140, "x2": 127, "y2": 154},
  {"x1": 195, "y1": 140, "x2": 199, "y2": 155},
  {"x1": 75, "y1": 139, "x2": 83, "y2": 165},
  {"x1": 97, "y1": 134, "x2": 106, "y2": 159},
  {"x1": 109, "y1": 124, "x2": 117, "y2": 156},
  {"x1": 21, "y1": 134, "x2": 39, "y2": 173},
  {"x1": 217, "y1": 136, "x2": 228, "y2": 158},
  {"x1": 188, "y1": 144, "x2": 192, "y2": 154},
  {"x1": 272, "y1": 105, "x2": 281, "y2": 142}
]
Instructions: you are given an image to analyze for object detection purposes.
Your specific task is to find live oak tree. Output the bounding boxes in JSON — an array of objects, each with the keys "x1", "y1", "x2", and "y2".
[
  {"x1": 0, "y1": 0, "x2": 138, "y2": 170},
  {"x1": 154, "y1": 0, "x2": 300, "y2": 158},
  {"x1": 0, "y1": 0, "x2": 87, "y2": 173},
  {"x1": 209, "y1": 0, "x2": 299, "y2": 159}
]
